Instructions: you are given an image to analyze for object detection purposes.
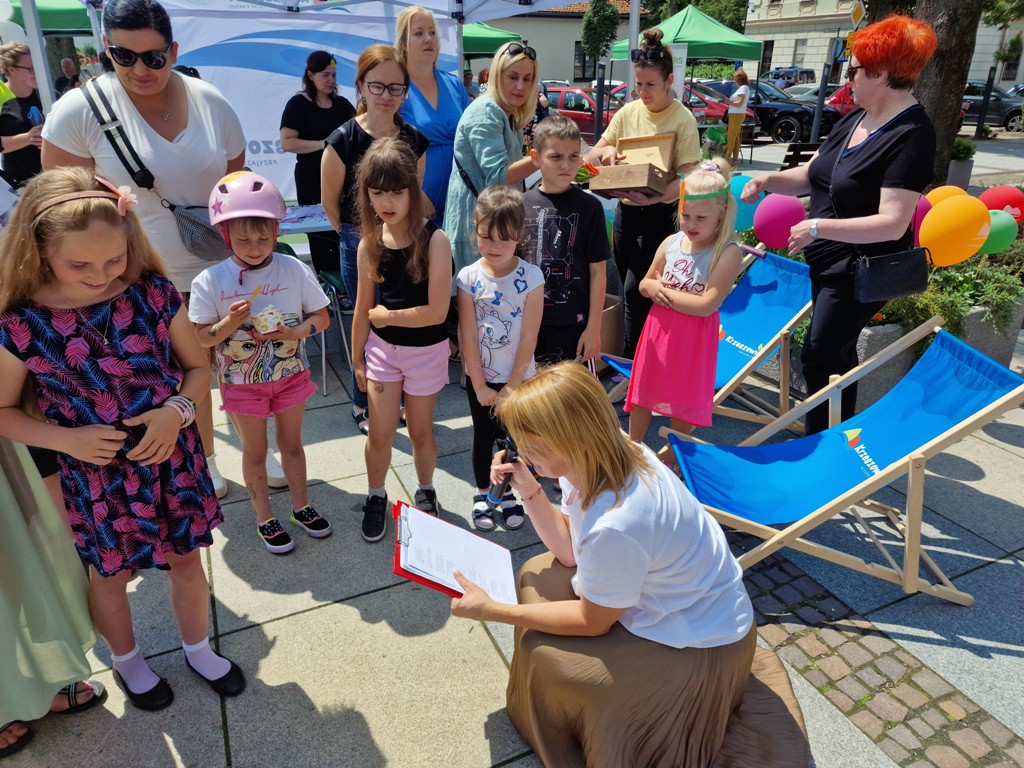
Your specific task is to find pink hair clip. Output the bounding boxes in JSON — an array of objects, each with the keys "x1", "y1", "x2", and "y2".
[
  {"x1": 95, "y1": 176, "x2": 138, "y2": 216},
  {"x1": 699, "y1": 161, "x2": 720, "y2": 172}
]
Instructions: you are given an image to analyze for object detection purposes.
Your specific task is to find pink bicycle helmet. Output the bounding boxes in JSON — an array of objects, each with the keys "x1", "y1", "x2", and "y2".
[{"x1": 208, "y1": 171, "x2": 286, "y2": 224}]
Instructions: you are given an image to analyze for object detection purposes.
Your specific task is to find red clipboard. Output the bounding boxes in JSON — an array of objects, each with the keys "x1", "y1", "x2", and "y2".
[{"x1": 391, "y1": 500, "x2": 461, "y2": 598}]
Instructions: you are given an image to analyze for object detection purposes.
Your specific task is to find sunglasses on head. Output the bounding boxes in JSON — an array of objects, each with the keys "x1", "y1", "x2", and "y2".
[
  {"x1": 107, "y1": 44, "x2": 173, "y2": 70},
  {"x1": 630, "y1": 48, "x2": 666, "y2": 64},
  {"x1": 504, "y1": 43, "x2": 537, "y2": 61}
]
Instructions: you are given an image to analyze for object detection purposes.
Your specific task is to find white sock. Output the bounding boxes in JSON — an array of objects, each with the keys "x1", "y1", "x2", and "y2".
[
  {"x1": 111, "y1": 645, "x2": 161, "y2": 694},
  {"x1": 417, "y1": 483, "x2": 434, "y2": 492},
  {"x1": 368, "y1": 485, "x2": 386, "y2": 498},
  {"x1": 183, "y1": 637, "x2": 231, "y2": 681}
]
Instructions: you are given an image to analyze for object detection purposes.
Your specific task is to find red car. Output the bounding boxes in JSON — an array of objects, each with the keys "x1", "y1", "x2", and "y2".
[
  {"x1": 610, "y1": 82, "x2": 758, "y2": 142},
  {"x1": 825, "y1": 83, "x2": 857, "y2": 116},
  {"x1": 546, "y1": 87, "x2": 620, "y2": 137}
]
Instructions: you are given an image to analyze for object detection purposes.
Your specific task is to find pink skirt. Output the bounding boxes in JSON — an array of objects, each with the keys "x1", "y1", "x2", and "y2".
[{"x1": 625, "y1": 305, "x2": 719, "y2": 427}]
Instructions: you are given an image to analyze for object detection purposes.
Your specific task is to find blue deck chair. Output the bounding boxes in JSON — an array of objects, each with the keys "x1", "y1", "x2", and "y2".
[
  {"x1": 664, "y1": 318, "x2": 1024, "y2": 606},
  {"x1": 604, "y1": 248, "x2": 812, "y2": 424}
]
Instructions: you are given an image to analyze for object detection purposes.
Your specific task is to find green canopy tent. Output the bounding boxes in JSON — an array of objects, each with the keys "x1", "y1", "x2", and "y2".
[
  {"x1": 610, "y1": 5, "x2": 761, "y2": 61},
  {"x1": 12, "y1": 0, "x2": 90, "y2": 35},
  {"x1": 462, "y1": 21, "x2": 520, "y2": 58}
]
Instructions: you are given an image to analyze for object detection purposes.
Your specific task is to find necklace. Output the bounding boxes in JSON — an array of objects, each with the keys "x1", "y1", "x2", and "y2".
[{"x1": 54, "y1": 287, "x2": 116, "y2": 346}]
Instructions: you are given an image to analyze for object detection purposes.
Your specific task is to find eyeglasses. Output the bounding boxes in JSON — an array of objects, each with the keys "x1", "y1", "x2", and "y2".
[
  {"x1": 630, "y1": 48, "x2": 666, "y2": 64},
  {"x1": 845, "y1": 65, "x2": 863, "y2": 81},
  {"x1": 107, "y1": 44, "x2": 173, "y2": 70},
  {"x1": 9, "y1": 65, "x2": 35, "y2": 74},
  {"x1": 504, "y1": 43, "x2": 537, "y2": 61},
  {"x1": 364, "y1": 81, "x2": 408, "y2": 97}
]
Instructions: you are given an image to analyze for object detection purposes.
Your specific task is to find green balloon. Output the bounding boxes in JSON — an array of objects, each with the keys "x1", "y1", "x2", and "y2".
[{"x1": 979, "y1": 209, "x2": 1019, "y2": 255}]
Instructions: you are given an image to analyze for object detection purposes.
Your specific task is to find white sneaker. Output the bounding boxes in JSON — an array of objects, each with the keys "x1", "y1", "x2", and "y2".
[
  {"x1": 266, "y1": 454, "x2": 288, "y2": 489},
  {"x1": 207, "y1": 455, "x2": 227, "y2": 499}
]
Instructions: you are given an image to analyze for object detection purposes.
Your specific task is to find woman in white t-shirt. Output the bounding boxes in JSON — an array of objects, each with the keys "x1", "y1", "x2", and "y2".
[
  {"x1": 727, "y1": 68, "x2": 751, "y2": 166},
  {"x1": 41, "y1": 0, "x2": 246, "y2": 497},
  {"x1": 449, "y1": 362, "x2": 775, "y2": 766}
]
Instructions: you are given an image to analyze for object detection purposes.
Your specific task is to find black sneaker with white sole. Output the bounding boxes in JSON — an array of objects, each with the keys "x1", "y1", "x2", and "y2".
[
  {"x1": 414, "y1": 488, "x2": 439, "y2": 516},
  {"x1": 290, "y1": 506, "x2": 332, "y2": 538},
  {"x1": 361, "y1": 494, "x2": 388, "y2": 542},
  {"x1": 257, "y1": 518, "x2": 295, "y2": 554}
]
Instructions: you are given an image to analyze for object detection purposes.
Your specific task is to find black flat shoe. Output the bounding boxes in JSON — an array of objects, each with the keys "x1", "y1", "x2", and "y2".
[
  {"x1": 112, "y1": 670, "x2": 174, "y2": 711},
  {"x1": 185, "y1": 657, "x2": 246, "y2": 697}
]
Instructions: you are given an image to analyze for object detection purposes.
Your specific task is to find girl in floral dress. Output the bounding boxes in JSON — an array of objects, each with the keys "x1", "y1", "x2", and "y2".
[{"x1": 0, "y1": 167, "x2": 243, "y2": 711}]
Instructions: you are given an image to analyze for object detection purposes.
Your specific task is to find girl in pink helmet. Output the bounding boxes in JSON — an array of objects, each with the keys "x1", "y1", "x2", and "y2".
[{"x1": 189, "y1": 171, "x2": 332, "y2": 555}]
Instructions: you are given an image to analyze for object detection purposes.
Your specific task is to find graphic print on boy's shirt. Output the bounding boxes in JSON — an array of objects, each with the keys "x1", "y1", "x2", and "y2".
[{"x1": 523, "y1": 207, "x2": 582, "y2": 310}]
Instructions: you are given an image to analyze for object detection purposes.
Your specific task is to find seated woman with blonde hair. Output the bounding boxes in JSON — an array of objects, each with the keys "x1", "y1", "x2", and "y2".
[{"x1": 450, "y1": 362, "x2": 808, "y2": 767}]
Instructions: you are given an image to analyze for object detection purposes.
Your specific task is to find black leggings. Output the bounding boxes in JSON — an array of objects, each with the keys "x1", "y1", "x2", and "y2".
[
  {"x1": 800, "y1": 255, "x2": 886, "y2": 435},
  {"x1": 613, "y1": 202, "x2": 677, "y2": 357},
  {"x1": 295, "y1": 165, "x2": 340, "y2": 275},
  {"x1": 466, "y1": 381, "x2": 508, "y2": 490}
]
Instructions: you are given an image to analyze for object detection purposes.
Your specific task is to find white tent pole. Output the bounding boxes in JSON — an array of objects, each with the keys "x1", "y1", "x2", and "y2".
[
  {"x1": 627, "y1": 0, "x2": 639, "y2": 103},
  {"x1": 21, "y1": 0, "x2": 53, "y2": 113},
  {"x1": 85, "y1": 1, "x2": 103, "y2": 52}
]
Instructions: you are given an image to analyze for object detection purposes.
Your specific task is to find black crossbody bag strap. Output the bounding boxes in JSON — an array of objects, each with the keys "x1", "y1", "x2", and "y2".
[
  {"x1": 82, "y1": 78, "x2": 156, "y2": 191},
  {"x1": 453, "y1": 156, "x2": 480, "y2": 198}
]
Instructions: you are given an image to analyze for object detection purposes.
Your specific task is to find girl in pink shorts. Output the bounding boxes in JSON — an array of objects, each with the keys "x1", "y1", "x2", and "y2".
[{"x1": 350, "y1": 138, "x2": 453, "y2": 542}]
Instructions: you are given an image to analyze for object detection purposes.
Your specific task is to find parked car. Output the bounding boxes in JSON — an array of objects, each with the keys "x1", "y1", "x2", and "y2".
[
  {"x1": 703, "y1": 79, "x2": 840, "y2": 143},
  {"x1": 546, "y1": 86, "x2": 620, "y2": 137},
  {"x1": 825, "y1": 82, "x2": 857, "y2": 116},
  {"x1": 962, "y1": 80, "x2": 1023, "y2": 131},
  {"x1": 787, "y1": 82, "x2": 842, "y2": 101},
  {"x1": 608, "y1": 81, "x2": 759, "y2": 142},
  {"x1": 759, "y1": 67, "x2": 817, "y2": 87},
  {"x1": 1006, "y1": 82, "x2": 1024, "y2": 97}
]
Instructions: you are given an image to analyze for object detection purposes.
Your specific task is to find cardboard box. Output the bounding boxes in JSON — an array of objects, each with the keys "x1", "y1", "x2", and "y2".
[
  {"x1": 589, "y1": 133, "x2": 676, "y2": 199},
  {"x1": 596, "y1": 293, "x2": 624, "y2": 373}
]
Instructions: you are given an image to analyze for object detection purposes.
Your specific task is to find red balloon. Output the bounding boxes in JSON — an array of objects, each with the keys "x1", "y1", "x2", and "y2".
[
  {"x1": 912, "y1": 196, "x2": 932, "y2": 246},
  {"x1": 753, "y1": 194, "x2": 805, "y2": 250},
  {"x1": 978, "y1": 185, "x2": 1024, "y2": 224}
]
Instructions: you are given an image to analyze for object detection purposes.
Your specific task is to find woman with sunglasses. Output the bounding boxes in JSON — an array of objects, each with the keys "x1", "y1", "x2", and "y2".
[
  {"x1": 444, "y1": 41, "x2": 538, "y2": 283},
  {"x1": 41, "y1": 0, "x2": 245, "y2": 498},
  {"x1": 320, "y1": 44, "x2": 428, "y2": 436},
  {"x1": 394, "y1": 6, "x2": 470, "y2": 225},
  {"x1": 0, "y1": 42, "x2": 44, "y2": 188},
  {"x1": 741, "y1": 15, "x2": 937, "y2": 435},
  {"x1": 586, "y1": 28, "x2": 701, "y2": 359},
  {"x1": 280, "y1": 51, "x2": 356, "y2": 277}
]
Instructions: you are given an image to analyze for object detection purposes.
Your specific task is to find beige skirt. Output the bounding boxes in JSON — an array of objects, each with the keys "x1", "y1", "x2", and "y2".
[{"x1": 506, "y1": 552, "x2": 809, "y2": 768}]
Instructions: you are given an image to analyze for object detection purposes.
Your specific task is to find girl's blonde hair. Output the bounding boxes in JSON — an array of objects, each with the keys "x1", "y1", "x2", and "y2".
[
  {"x1": 486, "y1": 43, "x2": 539, "y2": 130},
  {"x1": 496, "y1": 362, "x2": 654, "y2": 509},
  {"x1": 394, "y1": 6, "x2": 438, "y2": 68},
  {"x1": 473, "y1": 185, "x2": 524, "y2": 244},
  {"x1": 355, "y1": 44, "x2": 410, "y2": 124},
  {"x1": 680, "y1": 156, "x2": 737, "y2": 274},
  {"x1": 0, "y1": 167, "x2": 166, "y2": 313},
  {"x1": 356, "y1": 137, "x2": 430, "y2": 284}
]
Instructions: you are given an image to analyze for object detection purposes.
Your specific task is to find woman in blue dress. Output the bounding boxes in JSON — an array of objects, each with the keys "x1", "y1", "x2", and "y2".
[{"x1": 395, "y1": 6, "x2": 470, "y2": 224}]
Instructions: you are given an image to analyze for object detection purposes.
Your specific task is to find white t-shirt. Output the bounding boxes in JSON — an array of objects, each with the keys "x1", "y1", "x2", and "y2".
[
  {"x1": 728, "y1": 84, "x2": 750, "y2": 115},
  {"x1": 189, "y1": 253, "x2": 328, "y2": 386},
  {"x1": 456, "y1": 258, "x2": 544, "y2": 383},
  {"x1": 560, "y1": 445, "x2": 753, "y2": 649},
  {"x1": 43, "y1": 73, "x2": 246, "y2": 291}
]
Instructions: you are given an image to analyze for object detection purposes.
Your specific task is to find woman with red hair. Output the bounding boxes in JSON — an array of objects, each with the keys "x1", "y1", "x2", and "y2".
[{"x1": 742, "y1": 15, "x2": 937, "y2": 434}]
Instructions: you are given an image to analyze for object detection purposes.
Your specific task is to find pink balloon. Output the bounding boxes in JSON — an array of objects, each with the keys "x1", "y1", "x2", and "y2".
[
  {"x1": 912, "y1": 196, "x2": 932, "y2": 246},
  {"x1": 753, "y1": 194, "x2": 806, "y2": 250}
]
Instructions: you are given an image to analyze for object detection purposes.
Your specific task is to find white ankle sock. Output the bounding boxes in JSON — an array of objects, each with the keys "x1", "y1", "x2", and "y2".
[
  {"x1": 368, "y1": 485, "x2": 386, "y2": 498},
  {"x1": 182, "y1": 638, "x2": 231, "y2": 681},
  {"x1": 111, "y1": 645, "x2": 161, "y2": 694}
]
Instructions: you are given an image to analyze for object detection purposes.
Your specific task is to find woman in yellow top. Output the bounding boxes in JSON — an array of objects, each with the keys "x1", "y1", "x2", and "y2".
[{"x1": 587, "y1": 28, "x2": 701, "y2": 357}]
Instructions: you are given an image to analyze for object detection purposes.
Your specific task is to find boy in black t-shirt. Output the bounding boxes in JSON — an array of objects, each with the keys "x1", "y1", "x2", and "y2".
[{"x1": 521, "y1": 115, "x2": 609, "y2": 363}]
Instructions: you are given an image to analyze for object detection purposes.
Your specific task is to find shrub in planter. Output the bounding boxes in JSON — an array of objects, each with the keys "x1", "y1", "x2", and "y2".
[{"x1": 950, "y1": 136, "x2": 977, "y2": 161}]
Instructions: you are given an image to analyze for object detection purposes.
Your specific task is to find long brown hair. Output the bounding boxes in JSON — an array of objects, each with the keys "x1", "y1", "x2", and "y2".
[
  {"x1": 355, "y1": 137, "x2": 430, "y2": 284},
  {"x1": 0, "y1": 167, "x2": 166, "y2": 313}
]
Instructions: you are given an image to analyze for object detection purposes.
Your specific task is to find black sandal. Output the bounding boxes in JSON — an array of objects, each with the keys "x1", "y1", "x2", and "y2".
[
  {"x1": 471, "y1": 494, "x2": 495, "y2": 532},
  {"x1": 351, "y1": 405, "x2": 369, "y2": 436},
  {"x1": 53, "y1": 680, "x2": 107, "y2": 715},
  {"x1": 500, "y1": 493, "x2": 525, "y2": 530},
  {"x1": 0, "y1": 722, "x2": 32, "y2": 759}
]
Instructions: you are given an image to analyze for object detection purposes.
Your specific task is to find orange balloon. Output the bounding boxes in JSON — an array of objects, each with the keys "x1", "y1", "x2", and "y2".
[
  {"x1": 925, "y1": 185, "x2": 968, "y2": 206},
  {"x1": 919, "y1": 195, "x2": 991, "y2": 267}
]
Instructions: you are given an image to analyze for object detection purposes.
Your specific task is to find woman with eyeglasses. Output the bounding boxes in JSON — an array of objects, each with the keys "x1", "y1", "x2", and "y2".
[
  {"x1": 586, "y1": 29, "x2": 701, "y2": 359},
  {"x1": 741, "y1": 15, "x2": 937, "y2": 435},
  {"x1": 279, "y1": 51, "x2": 356, "y2": 277},
  {"x1": 394, "y1": 7, "x2": 470, "y2": 224},
  {"x1": 321, "y1": 44, "x2": 428, "y2": 436},
  {"x1": 444, "y1": 42, "x2": 538, "y2": 282},
  {"x1": 0, "y1": 42, "x2": 44, "y2": 188},
  {"x1": 41, "y1": 0, "x2": 245, "y2": 504}
]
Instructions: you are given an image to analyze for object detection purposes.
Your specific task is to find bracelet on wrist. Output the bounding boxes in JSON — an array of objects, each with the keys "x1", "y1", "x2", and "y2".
[
  {"x1": 164, "y1": 395, "x2": 197, "y2": 428},
  {"x1": 521, "y1": 485, "x2": 545, "y2": 503}
]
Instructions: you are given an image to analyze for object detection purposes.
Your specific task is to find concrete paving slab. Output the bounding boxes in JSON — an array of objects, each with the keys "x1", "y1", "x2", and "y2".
[
  {"x1": 976, "y1": 405, "x2": 1024, "y2": 461},
  {"x1": 220, "y1": 584, "x2": 529, "y2": 768},
  {"x1": 869, "y1": 555, "x2": 1024, "y2": 737}
]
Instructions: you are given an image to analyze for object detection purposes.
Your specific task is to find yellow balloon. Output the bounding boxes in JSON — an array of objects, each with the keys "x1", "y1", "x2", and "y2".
[
  {"x1": 919, "y1": 195, "x2": 991, "y2": 267},
  {"x1": 925, "y1": 185, "x2": 968, "y2": 206}
]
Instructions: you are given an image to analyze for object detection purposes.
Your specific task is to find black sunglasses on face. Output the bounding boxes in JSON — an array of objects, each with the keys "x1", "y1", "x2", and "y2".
[
  {"x1": 845, "y1": 65, "x2": 863, "y2": 81},
  {"x1": 107, "y1": 44, "x2": 173, "y2": 70},
  {"x1": 504, "y1": 43, "x2": 537, "y2": 61},
  {"x1": 630, "y1": 48, "x2": 666, "y2": 64}
]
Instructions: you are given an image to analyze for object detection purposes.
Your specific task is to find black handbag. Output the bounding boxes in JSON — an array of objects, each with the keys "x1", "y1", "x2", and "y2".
[{"x1": 853, "y1": 247, "x2": 931, "y2": 303}]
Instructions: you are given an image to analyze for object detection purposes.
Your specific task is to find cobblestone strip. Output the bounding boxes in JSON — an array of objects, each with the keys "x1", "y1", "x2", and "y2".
[{"x1": 729, "y1": 532, "x2": 1024, "y2": 768}]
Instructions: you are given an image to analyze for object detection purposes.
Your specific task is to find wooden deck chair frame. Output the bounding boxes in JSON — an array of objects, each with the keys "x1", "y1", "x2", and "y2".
[
  {"x1": 661, "y1": 316, "x2": 1024, "y2": 607},
  {"x1": 605, "y1": 247, "x2": 812, "y2": 425}
]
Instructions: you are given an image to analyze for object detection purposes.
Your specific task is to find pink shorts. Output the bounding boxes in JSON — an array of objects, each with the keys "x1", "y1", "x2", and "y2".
[
  {"x1": 220, "y1": 369, "x2": 316, "y2": 418},
  {"x1": 364, "y1": 331, "x2": 449, "y2": 396}
]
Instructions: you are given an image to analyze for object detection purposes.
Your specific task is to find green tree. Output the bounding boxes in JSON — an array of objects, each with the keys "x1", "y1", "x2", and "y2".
[
  {"x1": 982, "y1": 0, "x2": 1024, "y2": 29},
  {"x1": 581, "y1": 0, "x2": 622, "y2": 60},
  {"x1": 695, "y1": 0, "x2": 747, "y2": 32}
]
